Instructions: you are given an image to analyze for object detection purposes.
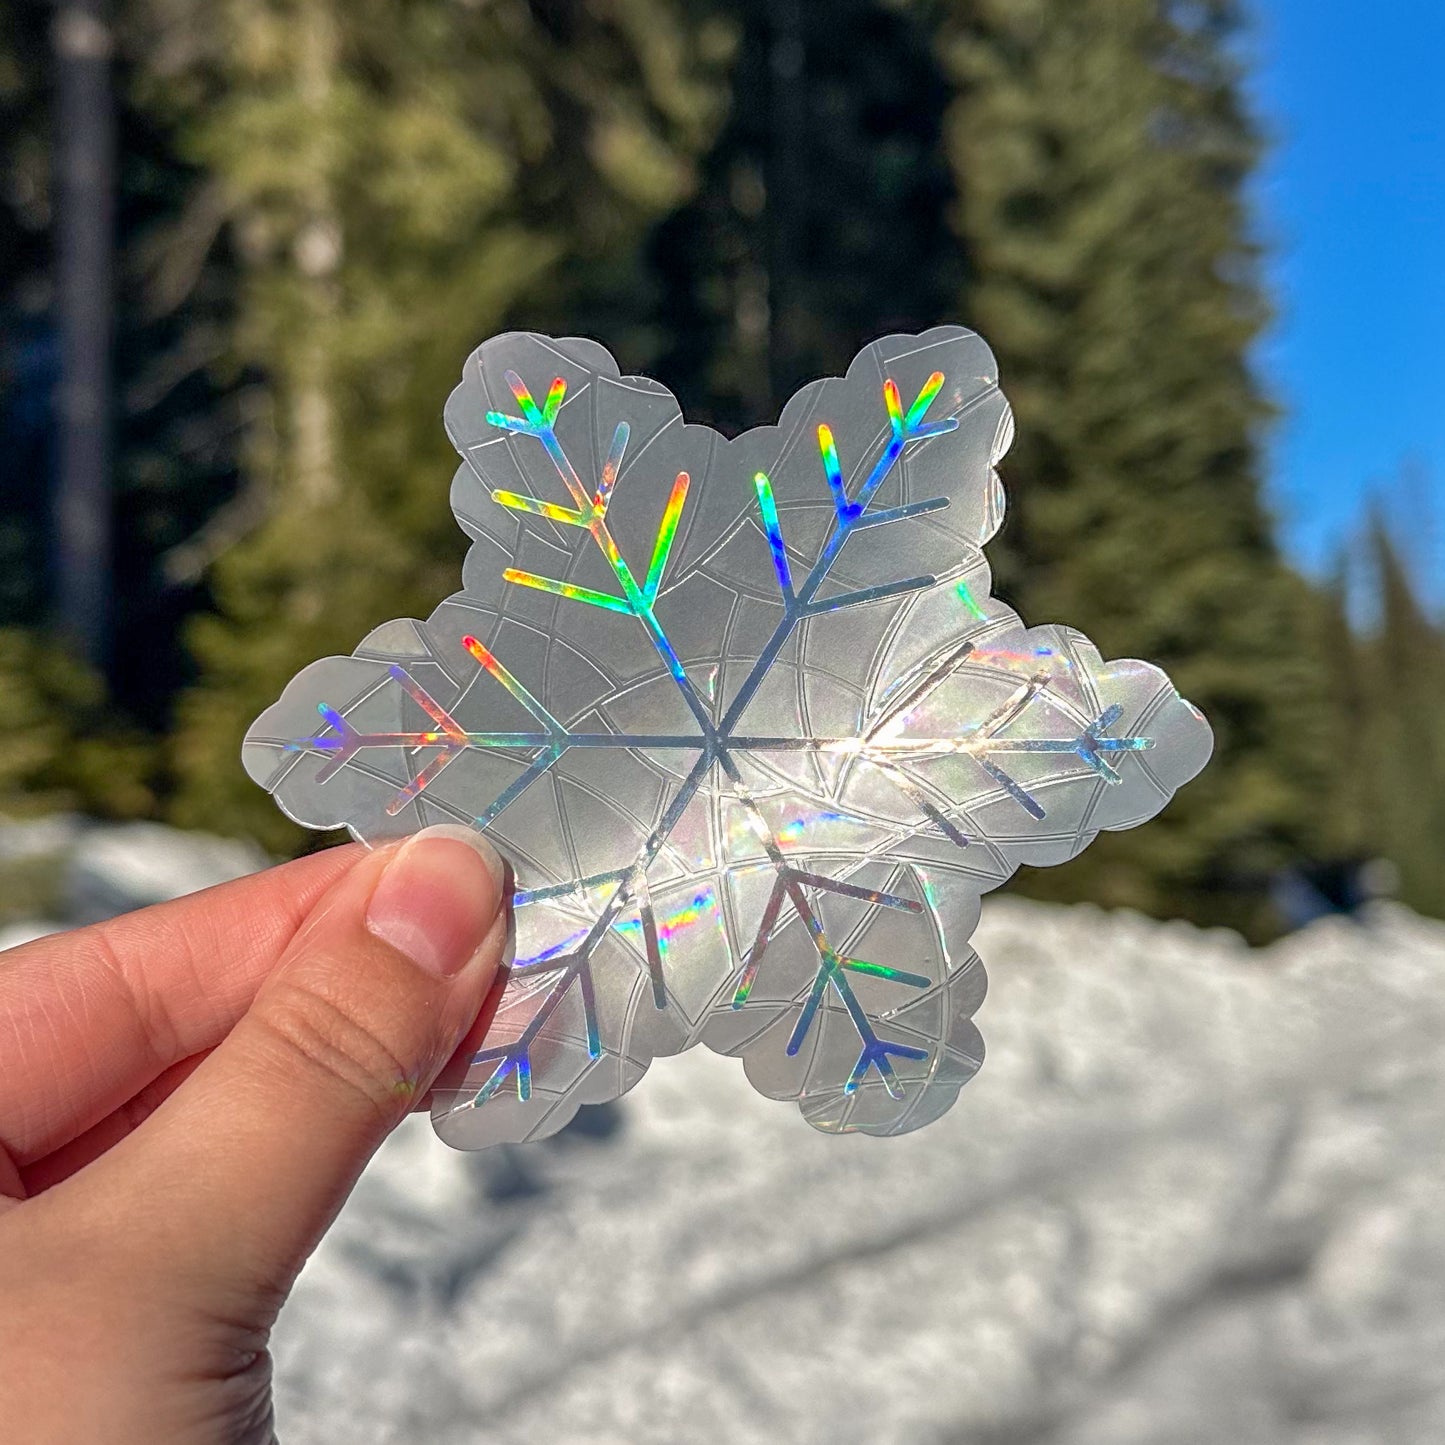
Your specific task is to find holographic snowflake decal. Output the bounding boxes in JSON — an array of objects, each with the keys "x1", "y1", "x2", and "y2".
[{"x1": 244, "y1": 327, "x2": 1212, "y2": 1148}]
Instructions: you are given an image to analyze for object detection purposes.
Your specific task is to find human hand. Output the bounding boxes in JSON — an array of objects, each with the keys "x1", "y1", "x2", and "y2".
[{"x1": 0, "y1": 825, "x2": 508, "y2": 1444}]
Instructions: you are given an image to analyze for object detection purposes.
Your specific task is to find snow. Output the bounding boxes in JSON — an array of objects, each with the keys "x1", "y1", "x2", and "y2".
[
  {"x1": 270, "y1": 896, "x2": 1445, "y2": 1444},
  {"x1": 64, "y1": 821, "x2": 268, "y2": 923},
  {"x1": 0, "y1": 813, "x2": 267, "y2": 932},
  {"x1": 8, "y1": 817, "x2": 1442, "y2": 1441},
  {"x1": 0, "y1": 920, "x2": 61, "y2": 951}
]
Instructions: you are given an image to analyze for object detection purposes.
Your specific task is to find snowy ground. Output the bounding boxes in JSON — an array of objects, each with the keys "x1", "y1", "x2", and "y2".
[
  {"x1": 5, "y1": 820, "x2": 1445, "y2": 1443},
  {"x1": 274, "y1": 898, "x2": 1445, "y2": 1445}
]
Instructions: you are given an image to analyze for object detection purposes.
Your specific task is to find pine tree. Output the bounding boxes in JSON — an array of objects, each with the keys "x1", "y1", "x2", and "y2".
[
  {"x1": 52, "y1": 0, "x2": 119, "y2": 669},
  {"x1": 935, "y1": 0, "x2": 1336, "y2": 934},
  {"x1": 1313, "y1": 553, "x2": 1370, "y2": 861},
  {"x1": 637, "y1": 0, "x2": 958, "y2": 432},
  {"x1": 0, "y1": 0, "x2": 54, "y2": 627},
  {"x1": 2, "y1": 0, "x2": 250, "y2": 738},
  {"x1": 1363, "y1": 515, "x2": 1445, "y2": 916},
  {"x1": 159, "y1": 0, "x2": 724, "y2": 850},
  {"x1": 0, "y1": 0, "x2": 165, "y2": 817}
]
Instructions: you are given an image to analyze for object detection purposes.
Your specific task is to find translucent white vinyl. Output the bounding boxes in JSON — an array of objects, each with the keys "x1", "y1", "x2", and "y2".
[{"x1": 244, "y1": 327, "x2": 1213, "y2": 1148}]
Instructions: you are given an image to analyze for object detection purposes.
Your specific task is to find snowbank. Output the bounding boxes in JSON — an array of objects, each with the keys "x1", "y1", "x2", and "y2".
[
  {"x1": 9, "y1": 818, "x2": 1440, "y2": 1441},
  {"x1": 271, "y1": 897, "x2": 1445, "y2": 1445}
]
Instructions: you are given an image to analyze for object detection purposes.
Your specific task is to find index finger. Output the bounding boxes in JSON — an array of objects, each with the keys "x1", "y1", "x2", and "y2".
[{"x1": 0, "y1": 844, "x2": 363, "y2": 1167}]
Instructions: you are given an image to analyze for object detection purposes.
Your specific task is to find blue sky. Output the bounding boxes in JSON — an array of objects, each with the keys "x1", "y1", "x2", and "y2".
[{"x1": 1249, "y1": 0, "x2": 1444, "y2": 603}]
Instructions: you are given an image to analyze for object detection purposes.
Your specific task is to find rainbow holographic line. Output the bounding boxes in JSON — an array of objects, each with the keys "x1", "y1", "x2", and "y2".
[
  {"x1": 500, "y1": 566, "x2": 633, "y2": 614},
  {"x1": 460, "y1": 634, "x2": 563, "y2": 730},
  {"x1": 381, "y1": 663, "x2": 473, "y2": 814},
  {"x1": 513, "y1": 891, "x2": 720, "y2": 971},
  {"x1": 293, "y1": 666, "x2": 1152, "y2": 823},
  {"x1": 512, "y1": 930, "x2": 589, "y2": 970},
  {"x1": 841, "y1": 958, "x2": 933, "y2": 986},
  {"x1": 817, "y1": 424, "x2": 847, "y2": 513},
  {"x1": 645, "y1": 472, "x2": 690, "y2": 601},
  {"x1": 969, "y1": 645, "x2": 1061, "y2": 667},
  {"x1": 491, "y1": 490, "x2": 584, "y2": 526},
  {"x1": 955, "y1": 579, "x2": 989, "y2": 622},
  {"x1": 485, "y1": 371, "x2": 564, "y2": 432},
  {"x1": 309, "y1": 703, "x2": 350, "y2": 752},
  {"x1": 475, "y1": 1052, "x2": 532, "y2": 1105},
  {"x1": 614, "y1": 888, "x2": 719, "y2": 952},
  {"x1": 753, "y1": 471, "x2": 794, "y2": 596},
  {"x1": 907, "y1": 370, "x2": 947, "y2": 427},
  {"x1": 594, "y1": 422, "x2": 629, "y2": 514}
]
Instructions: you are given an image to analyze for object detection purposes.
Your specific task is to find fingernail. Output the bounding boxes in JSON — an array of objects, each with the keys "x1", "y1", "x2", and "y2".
[{"x1": 365, "y1": 825, "x2": 506, "y2": 978}]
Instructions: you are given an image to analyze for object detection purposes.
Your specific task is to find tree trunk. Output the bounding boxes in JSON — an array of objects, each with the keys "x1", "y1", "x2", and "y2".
[
  {"x1": 765, "y1": 0, "x2": 805, "y2": 412},
  {"x1": 52, "y1": 0, "x2": 116, "y2": 671},
  {"x1": 292, "y1": 0, "x2": 340, "y2": 517}
]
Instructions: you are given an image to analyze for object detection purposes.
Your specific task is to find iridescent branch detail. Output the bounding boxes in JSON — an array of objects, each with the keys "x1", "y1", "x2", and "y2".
[{"x1": 280, "y1": 365, "x2": 1155, "y2": 1113}]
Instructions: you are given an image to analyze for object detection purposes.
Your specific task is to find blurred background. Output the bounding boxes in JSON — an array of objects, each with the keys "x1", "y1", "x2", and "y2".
[
  {"x1": 1, "y1": 0, "x2": 1443, "y2": 933},
  {"x1": 2, "y1": 2, "x2": 1444, "y2": 1441}
]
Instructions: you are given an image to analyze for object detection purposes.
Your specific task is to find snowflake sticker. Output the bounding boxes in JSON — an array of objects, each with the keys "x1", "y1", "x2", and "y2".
[{"x1": 243, "y1": 327, "x2": 1213, "y2": 1147}]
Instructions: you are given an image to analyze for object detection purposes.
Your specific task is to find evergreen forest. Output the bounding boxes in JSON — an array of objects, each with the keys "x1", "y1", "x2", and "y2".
[{"x1": 3, "y1": 0, "x2": 1441, "y2": 938}]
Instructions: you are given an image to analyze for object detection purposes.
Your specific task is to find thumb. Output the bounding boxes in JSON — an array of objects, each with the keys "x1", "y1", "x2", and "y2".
[{"x1": 80, "y1": 824, "x2": 508, "y2": 1305}]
